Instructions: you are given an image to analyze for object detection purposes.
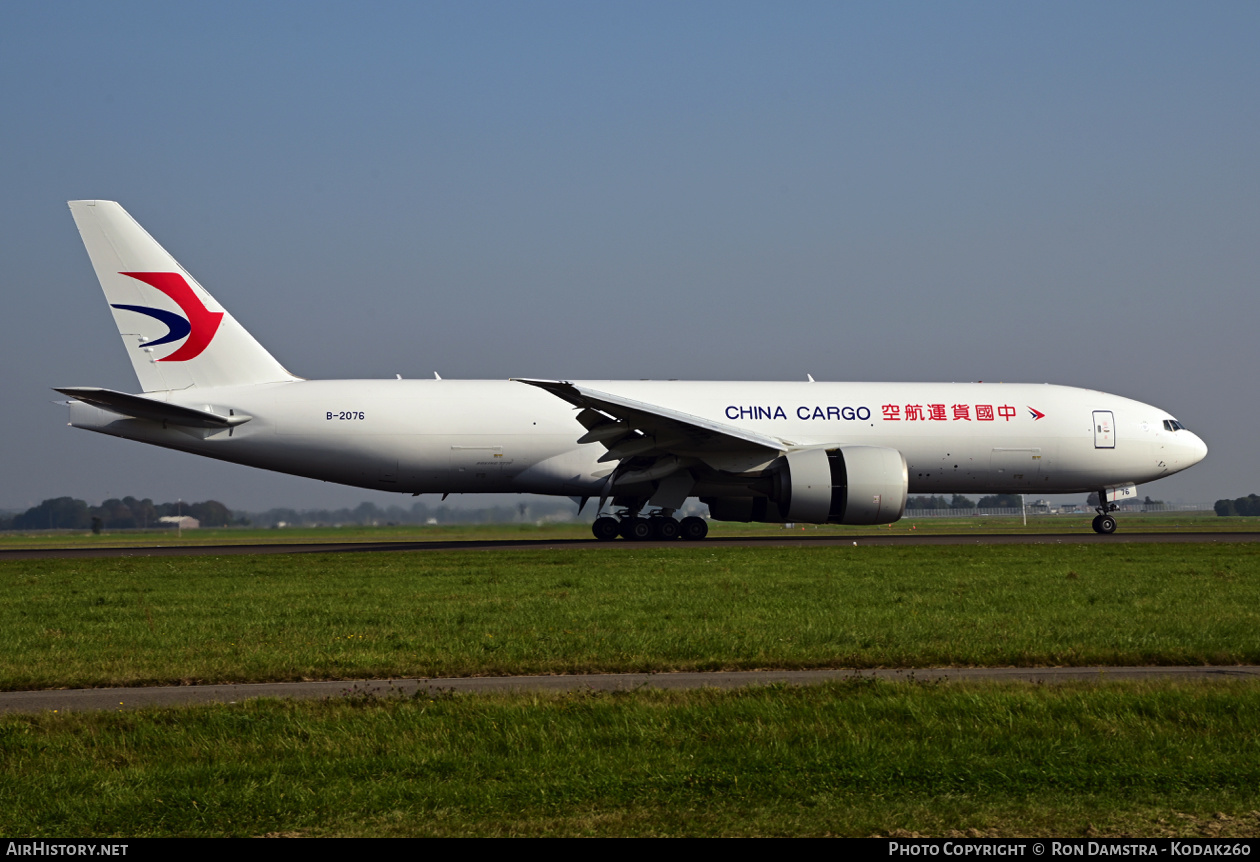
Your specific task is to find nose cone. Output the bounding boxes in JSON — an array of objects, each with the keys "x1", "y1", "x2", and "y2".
[
  {"x1": 1168, "y1": 431, "x2": 1208, "y2": 474},
  {"x1": 1184, "y1": 431, "x2": 1208, "y2": 466}
]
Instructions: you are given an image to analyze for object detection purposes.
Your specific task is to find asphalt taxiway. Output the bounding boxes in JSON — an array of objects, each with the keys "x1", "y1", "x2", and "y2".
[{"x1": 3, "y1": 531, "x2": 1259, "y2": 560}]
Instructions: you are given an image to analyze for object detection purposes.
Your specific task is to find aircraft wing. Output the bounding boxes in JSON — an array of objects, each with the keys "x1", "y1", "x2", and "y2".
[
  {"x1": 513, "y1": 379, "x2": 786, "y2": 466},
  {"x1": 54, "y1": 387, "x2": 250, "y2": 429}
]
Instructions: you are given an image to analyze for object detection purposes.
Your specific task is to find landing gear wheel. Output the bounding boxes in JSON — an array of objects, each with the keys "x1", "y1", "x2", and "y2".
[
  {"x1": 679, "y1": 516, "x2": 709, "y2": 541},
  {"x1": 653, "y1": 517, "x2": 680, "y2": 540},
  {"x1": 1095, "y1": 515, "x2": 1117, "y2": 535},
  {"x1": 592, "y1": 516, "x2": 620, "y2": 541},
  {"x1": 621, "y1": 517, "x2": 653, "y2": 541}
]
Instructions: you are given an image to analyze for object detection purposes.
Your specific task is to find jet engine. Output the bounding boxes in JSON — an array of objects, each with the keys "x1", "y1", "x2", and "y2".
[{"x1": 704, "y1": 446, "x2": 908, "y2": 525}]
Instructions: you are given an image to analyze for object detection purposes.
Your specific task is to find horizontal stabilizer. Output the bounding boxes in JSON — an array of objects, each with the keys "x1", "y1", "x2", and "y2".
[{"x1": 54, "y1": 387, "x2": 251, "y2": 429}]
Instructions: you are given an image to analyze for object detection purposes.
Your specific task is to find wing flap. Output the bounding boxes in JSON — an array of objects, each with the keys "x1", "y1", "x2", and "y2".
[{"x1": 514, "y1": 379, "x2": 785, "y2": 459}]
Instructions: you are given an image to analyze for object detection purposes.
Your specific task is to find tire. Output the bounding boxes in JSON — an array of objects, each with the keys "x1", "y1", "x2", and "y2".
[
  {"x1": 653, "y1": 517, "x2": 681, "y2": 540},
  {"x1": 1097, "y1": 515, "x2": 1117, "y2": 534},
  {"x1": 1091, "y1": 515, "x2": 1103, "y2": 533},
  {"x1": 624, "y1": 517, "x2": 653, "y2": 541},
  {"x1": 592, "y1": 516, "x2": 620, "y2": 541},
  {"x1": 679, "y1": 516, "x2": 709, "y2": 541}
]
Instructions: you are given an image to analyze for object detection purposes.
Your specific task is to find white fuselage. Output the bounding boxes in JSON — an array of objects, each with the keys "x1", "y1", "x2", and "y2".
[{"x1": 68, "y1": 378, "x2": 1208, "y2": 499}]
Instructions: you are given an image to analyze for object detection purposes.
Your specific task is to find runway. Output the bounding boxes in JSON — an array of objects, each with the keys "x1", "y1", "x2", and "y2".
[
  {"x1": 3, "y1": 531, "x2": 1259, "y2": 560},
  {"x1": 3, "y1": 666, "x2": 1258, "y2": 715}
]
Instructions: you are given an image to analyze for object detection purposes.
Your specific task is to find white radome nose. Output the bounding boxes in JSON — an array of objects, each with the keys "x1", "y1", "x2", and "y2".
[
  {"x1": 1168, "y1": 431, "x2": 1208, "y2": 472},
  {"x1": 1184, "y1": 432, "x2": 1208, "y2": 466}
]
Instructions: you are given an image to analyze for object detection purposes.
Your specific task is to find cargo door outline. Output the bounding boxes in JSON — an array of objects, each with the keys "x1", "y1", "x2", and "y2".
[
  {"x1": 990, "y1": 448, "x2": 1042, "y2": 488},
  {"x1": 1093, "y1": 411, "x2": 1115, "y2": 449}
]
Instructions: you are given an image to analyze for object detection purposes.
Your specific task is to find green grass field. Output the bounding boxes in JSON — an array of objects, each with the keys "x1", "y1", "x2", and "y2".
[
  {"x1": 4, "y1": 542, "x2": 1260, "y2": 689},
  {"x1": 4, "y1": 531, "x2": 1260, "y2": 836},
  {"x1": 4, "y1": 680, "x2": 1260, "y2": 837}
]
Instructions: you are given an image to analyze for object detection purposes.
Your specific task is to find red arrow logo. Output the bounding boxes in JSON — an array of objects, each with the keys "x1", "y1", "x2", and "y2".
[
  {"x1": 119, "y1": 272, "x2": 223, "y2": 361},
  {"x1": 1028, "y1": 407, "x2": 1046, "y2": 420}
]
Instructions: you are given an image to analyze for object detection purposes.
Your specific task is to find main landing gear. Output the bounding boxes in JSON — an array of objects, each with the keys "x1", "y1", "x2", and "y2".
[
  {"x1": 591, "y1": 510, "x2": 709, "y2": 542},
  {"x1": 1092, "y1": 493, "x2": 1119, "y2": 534}
]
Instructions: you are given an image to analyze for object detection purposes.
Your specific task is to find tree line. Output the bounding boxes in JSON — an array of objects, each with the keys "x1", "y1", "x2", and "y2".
[
  {"x1": 9, "y1": 492, "x2": 1252, "y2": 528},
  {"x1": 0, "y1": 496, "x2": 583, "y2": 531},
  {"x1": 1215, "y1": 495, "x2": 1260, "y2": 516},
  {"x1": 0, "y1": 497, "x2": 235, "y2": 531},
  {"x1": 904, "y1": 494, "x2": 1025, "y2": 510},
  {"x1": 246, "y1": 499, "x2": 579, "y2": 527}
]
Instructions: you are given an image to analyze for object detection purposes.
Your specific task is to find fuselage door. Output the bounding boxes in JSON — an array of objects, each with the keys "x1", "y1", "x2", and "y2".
[
  {"x1": 990, "y1": 448, "x2": 1043, "y2": 488},
  {"x1": 1093, "y1": 411, "x2": 1115, "y2": 449}
]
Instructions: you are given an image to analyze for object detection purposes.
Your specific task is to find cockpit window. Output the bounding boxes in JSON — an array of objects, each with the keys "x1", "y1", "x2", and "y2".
[{"x1": 1163, "y1": 419, "x2": 1186, "y2": 432}]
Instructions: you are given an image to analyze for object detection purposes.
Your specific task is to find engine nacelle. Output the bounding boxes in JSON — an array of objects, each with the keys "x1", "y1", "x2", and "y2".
[{"x1": 704, "y1": 446, "x2": 908, "y2": 525}]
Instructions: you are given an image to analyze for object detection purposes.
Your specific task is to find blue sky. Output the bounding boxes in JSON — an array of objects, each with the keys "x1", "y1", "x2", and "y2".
[{"x1": 2, "y1": 1, "x2": 1256, "y2": 511}]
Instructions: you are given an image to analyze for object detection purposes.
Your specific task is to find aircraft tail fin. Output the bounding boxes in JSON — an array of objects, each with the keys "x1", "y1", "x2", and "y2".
[{"x1": 68, "y1": 200, "x2": 299, "y2": 392}]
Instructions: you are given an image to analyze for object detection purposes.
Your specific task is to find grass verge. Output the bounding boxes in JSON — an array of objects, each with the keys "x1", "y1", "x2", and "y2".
[
  {"x1": 4, "y1": 543, "x2": 1259, "y2": 689},
  {"x1": 3, "y1": 679, "x2": 1259, "y2": 837}
]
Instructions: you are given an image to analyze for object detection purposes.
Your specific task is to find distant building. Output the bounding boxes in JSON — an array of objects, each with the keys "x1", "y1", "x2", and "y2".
[{"x1": 159, "y1": 515, "x2": 200, "y2": 529}]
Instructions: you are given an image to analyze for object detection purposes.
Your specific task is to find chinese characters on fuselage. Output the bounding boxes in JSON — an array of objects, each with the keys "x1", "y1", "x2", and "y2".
[{"x1": 723, "y1": 403, "x2": 1022, "y2": 422}]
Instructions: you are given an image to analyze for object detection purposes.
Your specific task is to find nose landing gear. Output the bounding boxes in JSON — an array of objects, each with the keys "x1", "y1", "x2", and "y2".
[
  {"x1": 1092, "y1": 491, "x2": 1119, "y2": 534},
  {"x1": 1091, "y1": 514, "x2": 1117, "y2": 534}
]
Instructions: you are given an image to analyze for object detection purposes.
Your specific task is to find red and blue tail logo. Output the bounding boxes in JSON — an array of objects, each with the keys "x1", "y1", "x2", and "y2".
[{"x1": 110, "y1": 272, "x2": 223, "y2": 361}]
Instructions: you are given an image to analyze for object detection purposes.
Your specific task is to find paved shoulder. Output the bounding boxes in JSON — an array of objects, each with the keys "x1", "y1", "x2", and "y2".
[
  {"x1": 4, "y1": 532, "x2": 1260, "y2": 560},
  {"x1": 4, "y1": 666, "x2": 1259, "y2": 715}
]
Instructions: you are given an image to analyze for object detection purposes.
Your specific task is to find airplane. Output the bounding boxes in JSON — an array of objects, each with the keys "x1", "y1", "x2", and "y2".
[{"x1": 57, "y1": 200, "x2": 1208, "y2": 540}]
